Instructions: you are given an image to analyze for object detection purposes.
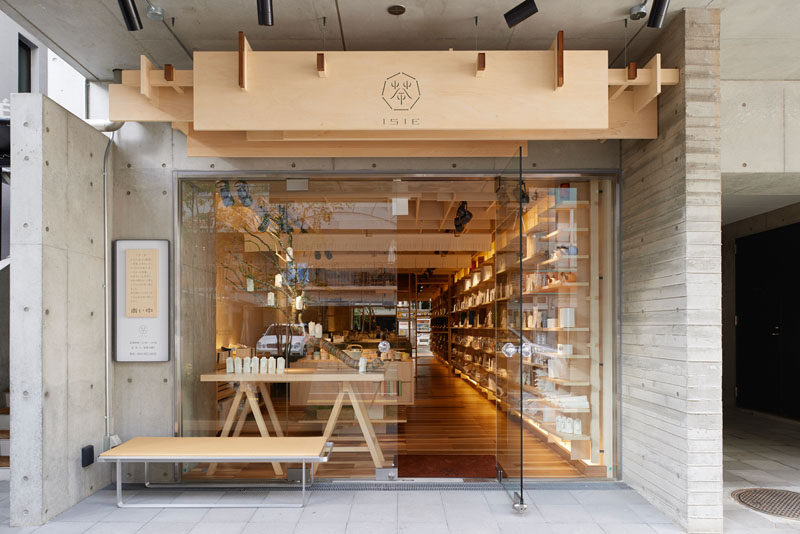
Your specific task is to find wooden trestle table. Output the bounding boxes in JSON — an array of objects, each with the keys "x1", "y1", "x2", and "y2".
[{"x1": 200, "y1": 369, "x2": 388, "y2": 475}]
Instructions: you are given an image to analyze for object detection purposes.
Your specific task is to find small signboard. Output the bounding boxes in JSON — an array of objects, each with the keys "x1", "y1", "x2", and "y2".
[{"x1": 114, "y1": 240, "x2": 169, "y2": 362}]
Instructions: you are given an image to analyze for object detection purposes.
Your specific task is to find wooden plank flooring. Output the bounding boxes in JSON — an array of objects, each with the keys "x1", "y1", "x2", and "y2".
[{"x1": 186, "y1": 355, "x2": 581, "y2": 479}]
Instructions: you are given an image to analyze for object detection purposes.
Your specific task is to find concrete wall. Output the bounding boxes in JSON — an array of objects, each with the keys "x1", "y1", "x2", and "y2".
[
  {"x1": 721, "y1": 201, "x2": 800, "y2": 407},
  {"x1": 9, "y1": 94, "x2": 110, "y2": 525},
  {"x1": 620, "y1": 9, "x2": 723, "y2": 533}
]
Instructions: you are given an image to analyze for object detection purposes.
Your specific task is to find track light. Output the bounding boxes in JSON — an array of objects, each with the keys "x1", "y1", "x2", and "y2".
[
  {"x1": 117, "y1": 0, "x2": 143, "y2": 31},
  {"x1": 257, "y1": 0, "x2": 274, "y2": 26},
  {"x1": 647, "y1": 0, "x2": 670, "y2": 28},
  {"x1": 504, "y1": 0, "x2": 538, "y2": 28}
]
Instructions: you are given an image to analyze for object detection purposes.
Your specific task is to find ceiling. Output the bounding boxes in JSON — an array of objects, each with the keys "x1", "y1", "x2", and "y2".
[{"x1": 0, "y1": 0, "x2": 728, "y2": 82}]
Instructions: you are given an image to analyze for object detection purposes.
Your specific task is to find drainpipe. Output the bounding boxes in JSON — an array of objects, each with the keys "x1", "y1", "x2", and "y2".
[{"x1": 102, "y1": 130, "x2": 117, "y2": 449}]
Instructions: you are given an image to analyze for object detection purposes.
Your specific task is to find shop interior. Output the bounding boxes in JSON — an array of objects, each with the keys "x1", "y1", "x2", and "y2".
[{"x1": 178, "y1": 172, "x2": 613, "y2": 481}]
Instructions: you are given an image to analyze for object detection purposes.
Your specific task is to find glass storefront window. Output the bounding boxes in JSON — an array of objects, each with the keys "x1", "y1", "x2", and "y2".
[{"x1": 177, "y1": 175, "x2": 614, "y2": 483}]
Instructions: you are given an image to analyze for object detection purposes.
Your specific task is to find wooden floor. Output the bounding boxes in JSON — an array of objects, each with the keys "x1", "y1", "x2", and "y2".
[{"x1": 187, "y1": 354, "x2": 581, "y2": 479}]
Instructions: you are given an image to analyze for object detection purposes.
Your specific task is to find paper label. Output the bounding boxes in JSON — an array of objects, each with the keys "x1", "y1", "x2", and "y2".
[{"x1": 125, "y1": 248, "x2": 158, "y2": 318}]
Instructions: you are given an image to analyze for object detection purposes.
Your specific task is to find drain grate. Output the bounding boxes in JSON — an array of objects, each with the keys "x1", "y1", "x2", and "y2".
[{"x1": 732, "y1": 488, "x2": 800, "y2": 519}]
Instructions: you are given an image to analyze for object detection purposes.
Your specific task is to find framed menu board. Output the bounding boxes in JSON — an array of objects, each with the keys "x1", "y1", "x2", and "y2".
[{"x1": 114, "y1": 240, "x2": 170, "y2": 362}]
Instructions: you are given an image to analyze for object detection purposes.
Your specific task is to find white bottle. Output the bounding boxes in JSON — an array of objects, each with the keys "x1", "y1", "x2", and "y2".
[
  {"x1": 564, "y1": 417, "x2": 574, "y2": 435},
  {"x1": 268, "y1": 356, "x2": 277, "y2": 374},
  {"x1": 277, "y1": 356, "x2": 286, "y2": 374},
  {"x1": 573, "y1": 418, "x2": 582, "y2": 436},
  {"x1": 251, "y1": 358, "x2": 260, "y2": 374},
  {"x1": 315, "y1": 323, "x2": 323, "y2": 339},
  {"x1": 358, "y1": 356, "x2": 368, "y2": 374},
  {"x1": 243, "y1": 356, "x2": 251, "y2": 374},
  {"x1": 234, "y1": 357, "x2": 243, "y2": 374},
  {"x1": 226, "y1": 356, "x2": 234, "y2": 374},
  {"x1": 260, "y1": 356, "x2": 268, "y2": 374}
]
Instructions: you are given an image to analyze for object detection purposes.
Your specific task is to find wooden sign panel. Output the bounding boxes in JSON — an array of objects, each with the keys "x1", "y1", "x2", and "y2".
[{"x1": 193, "y1": 50, "x2": 609, "y2": 132}]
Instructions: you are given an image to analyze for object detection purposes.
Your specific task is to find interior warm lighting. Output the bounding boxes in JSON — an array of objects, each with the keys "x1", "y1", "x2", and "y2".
[
  {"x1": 116, "y1": 0, "x2": 143, "y2": 31},
  {"x1": 504, "y1": 0, "x2": 538, "y2": 28}
]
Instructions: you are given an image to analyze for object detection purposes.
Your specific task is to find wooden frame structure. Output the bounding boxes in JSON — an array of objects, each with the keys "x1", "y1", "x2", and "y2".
[{"x1": 109, "y1": 31, "x2": 679, "y2": 158}]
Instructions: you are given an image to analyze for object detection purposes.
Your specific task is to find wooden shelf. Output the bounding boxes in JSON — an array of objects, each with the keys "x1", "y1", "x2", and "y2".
[
  {"x1": 538, "y1": 376, "x2": 591, "y2": 387},
  {"x1": 523, "y1": 327, "x2": 589, "y2": 333}
]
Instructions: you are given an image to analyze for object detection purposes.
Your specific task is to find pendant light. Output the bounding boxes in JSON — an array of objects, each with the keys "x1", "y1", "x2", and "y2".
[{"x1": 117, "y1": 0, "x2": 143, "y2": 31}]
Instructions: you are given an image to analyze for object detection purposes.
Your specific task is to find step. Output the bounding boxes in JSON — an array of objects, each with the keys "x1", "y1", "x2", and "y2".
[{"x1": 0, "y1": 407, "x2": 9, "y2": 431}]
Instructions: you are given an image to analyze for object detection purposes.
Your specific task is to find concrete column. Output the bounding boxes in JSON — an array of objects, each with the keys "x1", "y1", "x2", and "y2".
[
  {"x1": 9, "y1": 94, "x2": 110, "y2": 526},
  {"x1": 620, "y1": 9, "x2": 722, "y2": 533}
]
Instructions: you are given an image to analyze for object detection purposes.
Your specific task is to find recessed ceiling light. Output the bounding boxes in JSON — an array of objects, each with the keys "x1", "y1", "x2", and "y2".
[{"x1": 387, "y1": 5, "x2": 406, "y2": 16}]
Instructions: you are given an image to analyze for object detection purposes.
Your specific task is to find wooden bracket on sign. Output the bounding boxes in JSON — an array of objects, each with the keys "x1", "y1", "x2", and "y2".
[
  {"x1": 609, "y1": 62, "x2": 638, "y2": 100},
  {"x1": 140, "y1": 55, "x2": 159, "y2": 107},
  {"x1": 476, "y1": 52, "x2": 486, "y2": 78},
  {"x1": 163, "y1": 64, "x2": 183, "y2": 94},
  {"x1": 550, "y1": 30, "x2": 564, "y2": 90},
  {"x1": 317, "y1": 53, "x2": 328, "y2": 77},
  {"x1": 633, "y1": 54, "x2": 661, "y2": 112},
  {"x1": 238, "y1": 31, "x2": 252, "y2": 90}
]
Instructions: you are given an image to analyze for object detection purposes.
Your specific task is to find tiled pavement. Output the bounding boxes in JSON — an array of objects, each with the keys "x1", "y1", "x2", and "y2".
[
  {"x1": 3, "y1": 408, "x2": 800, "y2": 533},
  {"x1": 0, "y1": 483, "x2": 680, "y2": 534}
]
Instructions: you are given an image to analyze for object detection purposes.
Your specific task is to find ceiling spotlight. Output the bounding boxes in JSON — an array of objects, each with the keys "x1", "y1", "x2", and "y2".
[
  {"x1": 504, "y1": 0, "x2": 538, "y2": 28},
  {"x1": 629, "y1": 1, "x2": 647, "y2": 20},
  {"x1": 257, "y1": 0, "x2": 274, "y2": 26},
  {"x1": 117, "y1": 0, "x2": 143, "y2": 31},
  {"x1": 647, "y1": 0, "x2": 669, "y2": 28},
  {"x1": 146, "y1": 3, "x2": 164, "y2": 21}
]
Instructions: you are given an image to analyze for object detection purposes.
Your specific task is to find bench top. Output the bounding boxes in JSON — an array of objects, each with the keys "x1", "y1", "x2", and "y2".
[
  {"x1": 200, "y1": 369, "x2": 385, "y2": 383},
  {"x1": 99, "y1": 437, "x2": 330, "y2": 462}
]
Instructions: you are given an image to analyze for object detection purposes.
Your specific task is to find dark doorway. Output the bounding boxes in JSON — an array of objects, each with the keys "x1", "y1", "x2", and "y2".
[{"x1": 736, "y1": 222, "x2": 800, "y2": 418}]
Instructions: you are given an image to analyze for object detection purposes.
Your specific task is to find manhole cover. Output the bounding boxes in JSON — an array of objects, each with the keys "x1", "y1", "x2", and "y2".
[{"x1": 732, "y1": 488, "x2": 800, "y2": 519}]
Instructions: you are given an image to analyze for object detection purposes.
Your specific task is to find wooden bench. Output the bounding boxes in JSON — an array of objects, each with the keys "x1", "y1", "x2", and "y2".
[{"x1": 99, "y1": 436, "x2": 332, "y2": 508}]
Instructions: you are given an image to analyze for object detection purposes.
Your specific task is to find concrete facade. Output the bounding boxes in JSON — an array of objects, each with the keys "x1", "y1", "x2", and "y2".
[
  {"x1": 9, "y1": 94, "x2": 110, "y2": 526},
  {"x1": 620, "y1": 9, "x2": 723, "y2": 533}
]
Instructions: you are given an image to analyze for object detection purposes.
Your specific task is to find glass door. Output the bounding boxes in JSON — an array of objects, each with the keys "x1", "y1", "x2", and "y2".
[{"x1": 495, "y1": 148, "x2": 526, "y2": 509}]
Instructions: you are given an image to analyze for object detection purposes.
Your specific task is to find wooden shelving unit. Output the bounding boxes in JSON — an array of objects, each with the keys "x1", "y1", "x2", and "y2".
[{"x1": 429, "y1": 183, "x2": 612, "y2": 474}]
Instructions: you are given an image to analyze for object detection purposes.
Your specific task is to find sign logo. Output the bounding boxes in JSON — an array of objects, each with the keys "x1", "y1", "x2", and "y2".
[{"x1": 382, "y1": 72, "x2": 420, "y2": 111}]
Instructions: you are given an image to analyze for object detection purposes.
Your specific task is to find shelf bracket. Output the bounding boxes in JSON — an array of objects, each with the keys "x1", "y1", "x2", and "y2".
[{"x1": 238, "y1": 31, "x2": 252, "y2": 90}]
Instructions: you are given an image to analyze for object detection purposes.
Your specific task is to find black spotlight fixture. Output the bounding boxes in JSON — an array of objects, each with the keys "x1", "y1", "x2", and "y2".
[
  {"x1": 117, "y1": 0, "x2": 143, "y2": 31},
  {"x1": 504, "y1": 0, "x2": 538, "y2": 28},
  {"x1": 647, "y1": 0, "x2": 670, "y2": 28},
  {"x1": 453, "y1": 201, "x2": 473, "y2": 233},
  {"x1": 257, "y1": 0, "x2": 274, "y2": 26}
]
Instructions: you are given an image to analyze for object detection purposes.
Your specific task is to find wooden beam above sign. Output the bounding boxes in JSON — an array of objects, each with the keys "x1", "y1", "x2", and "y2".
[
  {"x1": 186, "y1": 127, "x2": 528, "y2": 158},
  {"x1": 107, "y1": 42, "x2": 681, "y2": 155}
]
